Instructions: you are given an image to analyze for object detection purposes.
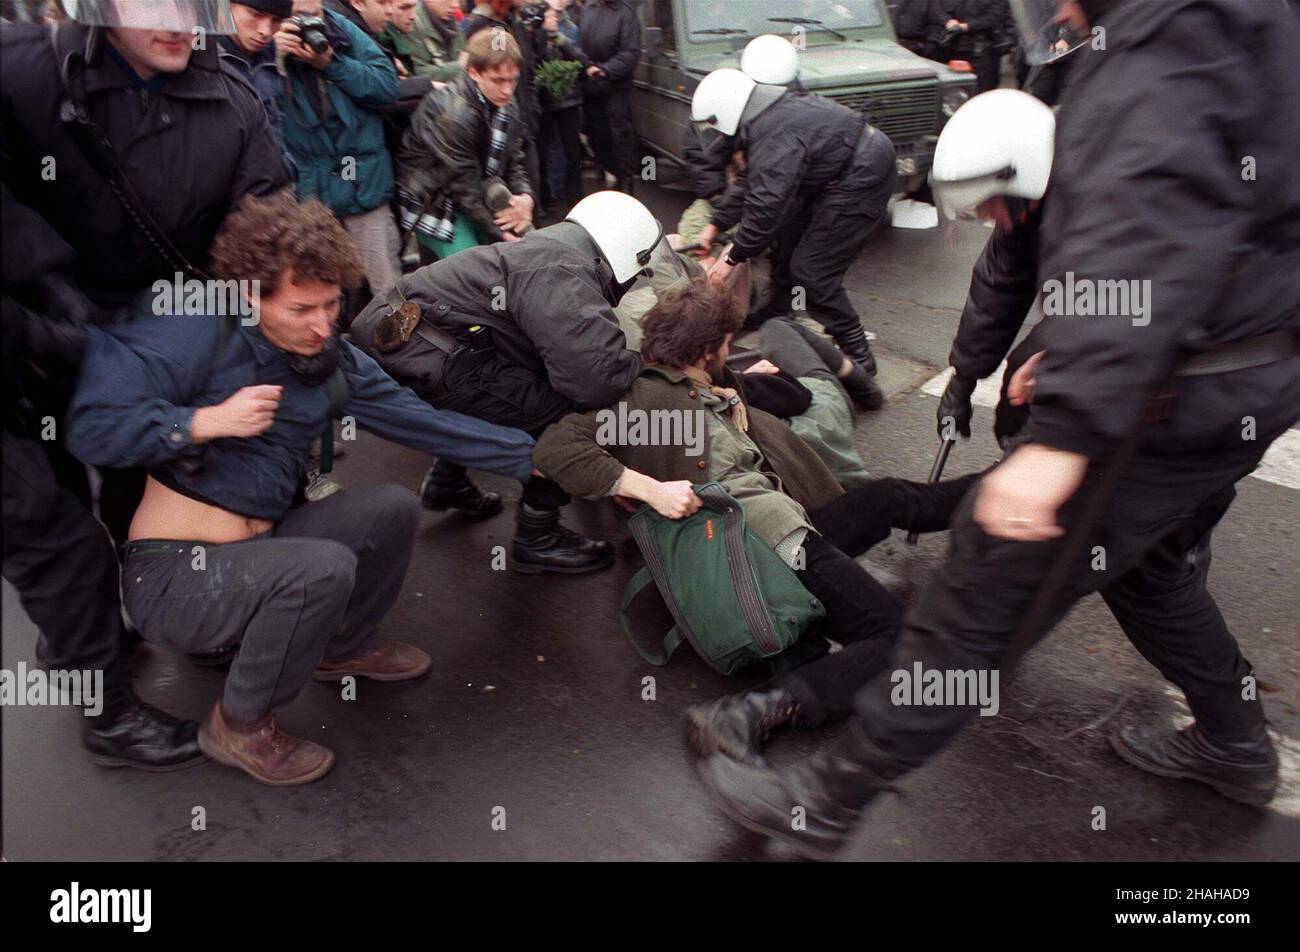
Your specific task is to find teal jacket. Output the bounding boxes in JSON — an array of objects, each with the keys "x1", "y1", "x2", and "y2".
[{"x1": 282, "y1": 9, "x2": 398, "y2": 217}]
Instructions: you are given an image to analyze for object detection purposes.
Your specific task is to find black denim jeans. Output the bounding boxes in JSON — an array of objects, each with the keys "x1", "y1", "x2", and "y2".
[{"x1": 777, "y1": 474, "x2": 981, "y2": 723}]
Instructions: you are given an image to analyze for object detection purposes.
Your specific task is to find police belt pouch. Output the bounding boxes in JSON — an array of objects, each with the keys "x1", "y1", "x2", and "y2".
[{"x1": 620, "y1": 482, "x2": 824, "y2": 676}]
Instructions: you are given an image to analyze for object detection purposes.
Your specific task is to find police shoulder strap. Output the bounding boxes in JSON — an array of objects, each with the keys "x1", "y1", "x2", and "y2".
[{"x1": 49, "y1": 22, "x2": 209, "y2": 280}]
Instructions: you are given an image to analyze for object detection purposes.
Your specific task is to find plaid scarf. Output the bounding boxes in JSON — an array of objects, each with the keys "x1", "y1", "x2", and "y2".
[{"x1": 401, "y1": 81, "x2": 512, "y2": 242}]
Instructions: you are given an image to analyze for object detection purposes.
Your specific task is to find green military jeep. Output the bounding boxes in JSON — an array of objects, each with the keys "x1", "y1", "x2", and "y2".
[{"x1": 632, "y1": 0, "x2": 976, "y2": 193}]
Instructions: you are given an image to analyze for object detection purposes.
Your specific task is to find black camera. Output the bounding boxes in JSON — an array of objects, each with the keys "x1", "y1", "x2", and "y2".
[{"x1": 290, "y1": 14, "x2": 331, "y2": 56}]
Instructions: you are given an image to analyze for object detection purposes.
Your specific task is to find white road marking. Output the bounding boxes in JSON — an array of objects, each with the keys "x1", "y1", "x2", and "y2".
[
  {"x1": 920, "y1": 362, "x2": 1007, "y2": 409},
  {"x1": 918, "y1": 367, "x2": 1300, "y2": 490},
  {"x1": 1255, "y1": 427, "x2": 1300, "y2": 490}
]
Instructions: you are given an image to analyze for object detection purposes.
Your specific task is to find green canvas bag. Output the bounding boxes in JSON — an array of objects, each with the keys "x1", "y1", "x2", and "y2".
[{"x1": 620, "y1": 482, "x2": 825, "y2": 676}]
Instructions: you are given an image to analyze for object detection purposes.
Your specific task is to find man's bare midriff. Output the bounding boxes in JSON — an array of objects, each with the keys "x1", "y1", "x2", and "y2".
[{"x1": 128, "y1": 475, "x2": 274, "y2": 544}]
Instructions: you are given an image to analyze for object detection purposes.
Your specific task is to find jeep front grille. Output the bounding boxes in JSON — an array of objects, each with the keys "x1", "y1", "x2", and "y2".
[{"x1": 828, "y1": 85, "x2": 938, "y2": 143}]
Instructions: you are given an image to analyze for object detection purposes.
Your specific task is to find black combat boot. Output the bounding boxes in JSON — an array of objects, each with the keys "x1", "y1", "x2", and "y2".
[
  {"x1": 686, "y1": 686, "x2": 801, "y2": 765},
  {"x1": 420, "y1": 465, "x2": 503, "y2": 519},
  {"x1": 82, "y1": 679, "x2": 206, "y2": 772},
  {"x1": 512, "y1": 503, "x2": 615, "y2": 574},
  {"x1": 697, "y1": 723, "x2": 898, "y2": 861},
  {"x1": 834, "y1": 326, "x2": 877, "y2": 376},
  {"x1": 1110, "y1": 722, "x2": 1278, "y2": 806}
]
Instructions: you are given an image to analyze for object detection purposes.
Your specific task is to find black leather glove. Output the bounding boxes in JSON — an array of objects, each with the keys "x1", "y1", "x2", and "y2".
[{"x1": 937, "y1": 371, "x2": 976, "y2": 440}]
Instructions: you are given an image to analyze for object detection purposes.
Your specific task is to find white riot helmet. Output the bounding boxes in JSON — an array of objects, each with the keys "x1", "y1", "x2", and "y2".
[
  {"x1": 690, "y1": 68, "x2": 758, "y2": 138},
  {"x1": 566, "y1": 191, "x2": 682, "y2": 286},
  {"x1": 929, "y1": 89, "x2": 1055, "y2": 221},
  {"x1": 62, "y1": 0, "x2": 236, "y2": 33},
  {"x1": 740, "y1": 34, "x2": 799, "y2": 86}
]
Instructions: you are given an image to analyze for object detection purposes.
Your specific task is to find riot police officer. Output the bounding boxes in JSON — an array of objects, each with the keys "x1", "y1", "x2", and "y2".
[
  {"x1": 350, "y1": 191, "x2": 685, "y2": 574},
  {"x1": 2, "y1": 0, "x2": 290, "y2": 771},
  {"x1": 697, "y1": 0, "x2": 1300, "y2": 858},
  {"x1": 688, "y1": 58, "x2": 897, "y2": 379}
]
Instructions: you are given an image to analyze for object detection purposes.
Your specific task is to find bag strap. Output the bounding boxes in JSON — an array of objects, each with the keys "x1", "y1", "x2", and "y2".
[
  {"x1": 49, "y1": 23, "x2": 209, "y2": 280},
  {"x1": 692, "y1": 482, "x2": 784, "y2": 656},
  {"x1": 618, "y1": 565, "x2": 686, "y2": 666},
  {"x1": 317, "y1": 368, "x2": 350, "y2": 475}
]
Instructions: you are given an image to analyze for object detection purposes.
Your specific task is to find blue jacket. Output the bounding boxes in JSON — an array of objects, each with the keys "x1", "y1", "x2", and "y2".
[
  {"x1": 281, "y1": 9, "x2": 398, "y2": 217},
  {"x1": 65, "y1": 302, "x2": 536, "y2": 521}
]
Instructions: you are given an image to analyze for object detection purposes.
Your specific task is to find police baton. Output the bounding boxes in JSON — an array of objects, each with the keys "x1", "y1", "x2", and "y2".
[{"x1": 906, "y1": 437, "x2": 955, "y2": 545}]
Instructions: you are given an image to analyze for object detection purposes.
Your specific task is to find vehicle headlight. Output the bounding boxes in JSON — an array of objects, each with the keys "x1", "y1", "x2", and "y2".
[{"x1": 942, "y1": 86, "x2": 970, "y2": 118}]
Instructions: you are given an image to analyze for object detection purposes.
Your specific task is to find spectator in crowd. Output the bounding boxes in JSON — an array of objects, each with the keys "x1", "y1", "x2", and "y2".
[
  {"x1": 278, "y1": 0, "x2": 402, "y2": 300},
  {"x1": 219, "y1": 1, "x2": 294, "y2": 164},
  {"x1": 378, "y1": 0, "x2": 421, "y2": 75},
  {"x1": 464, "y1": 0, "x2": 546, "y2": 213},
  {"x1": 944, "y1": 0, "x2": 1015, "y2": 93},
  {"x1": 393, "y1": 0, "x2": 466, "y2": 81},
  {"x1": 536, "y1": 0, "x2": 588, "y2": 210},
  {"x1": 324, "y1": 0, "x2": 393, "y2": 37},
  {"x1": 578, "y1": 0, "x2": 640, "y2": 195},
  {"x1": 64, "y1": 193, "x2": 537, "y2": 787},
  {"x1": 395, "y1": 28, "x2": 533, "y2": 261},
  {"x1": 2, "y1": 0, "x2": 290, "y2": 772},
  {"x1": 888, "y1": 0, "x2": 948, "y2": 61}
]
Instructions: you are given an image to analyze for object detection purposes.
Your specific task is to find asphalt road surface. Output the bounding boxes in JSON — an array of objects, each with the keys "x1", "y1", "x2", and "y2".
[{"x1": 3, "y1": 178, "x2": 1297, "y2": 861}]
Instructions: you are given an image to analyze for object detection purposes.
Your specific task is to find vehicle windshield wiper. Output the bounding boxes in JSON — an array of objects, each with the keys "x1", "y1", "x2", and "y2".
[
  {"x1": 690, "y1": 28, "x2": 750, "y2": 36},
  {"x1": 768, "y1": 16, "x2": 848, "y2": 42}
]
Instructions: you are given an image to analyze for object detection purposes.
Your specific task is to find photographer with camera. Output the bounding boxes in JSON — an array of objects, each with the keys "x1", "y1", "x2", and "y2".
[{"x1": 277, "y1": 0, "x2": 402, "y2": 299}]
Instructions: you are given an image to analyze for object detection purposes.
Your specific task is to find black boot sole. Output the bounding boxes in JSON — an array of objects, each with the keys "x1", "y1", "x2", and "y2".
[
  {"x1": 696, "y1": 758, "x2": 843, "y2": 862},
  {"x1": 510, "y1": 552, "x2": 615, "y2": 575},
  {"x1": 88, "y1": 750, "x2": 210, "y2": 772},
  {"x1": 1109, "y1": 731, "x2": 1276, "y2": 807},
  {"x1": 685, "y1": 704, "x2": 764, "y2": 765}
]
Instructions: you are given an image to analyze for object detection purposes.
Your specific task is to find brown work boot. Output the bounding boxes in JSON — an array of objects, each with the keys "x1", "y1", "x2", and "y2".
[
  {"x1": 312, "y1": 639, "x2": 432, "y2": 682},
  {"x1": 197, "y1": 702, "x2": 335, "y2": 786}
]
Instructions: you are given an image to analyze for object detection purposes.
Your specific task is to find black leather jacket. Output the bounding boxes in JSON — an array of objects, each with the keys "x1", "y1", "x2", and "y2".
[{"x1": 396, "y1": 72, "x2": 533, "y2": 243}]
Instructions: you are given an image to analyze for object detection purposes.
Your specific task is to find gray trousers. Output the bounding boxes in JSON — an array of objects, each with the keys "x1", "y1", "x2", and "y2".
[{"x1": 122, "y1": 483, "x2": 421, "y2": 721}]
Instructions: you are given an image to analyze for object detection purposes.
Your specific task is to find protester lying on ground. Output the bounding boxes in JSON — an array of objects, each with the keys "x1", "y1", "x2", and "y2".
[
  {"x1": 534, "y1": 279, "x2": 978, "y2": 750},
  {"x1": 616, "y1": 238, "x2": 885, "y2": 417},
  {"x1": 63, "y1": 193, "x2": 537, "y2": 787},
  {"x1": 396, "y1": 27, "x2": 535, "y2": 263}
]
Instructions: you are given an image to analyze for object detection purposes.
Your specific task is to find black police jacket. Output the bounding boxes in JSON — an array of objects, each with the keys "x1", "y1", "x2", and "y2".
[
  {"x1": 711, "y1": 90, "x2": 870, "y2": 262},
  {"x1": 0, "y1": 21, "x2": 291, "y2": 311},
  {"x1": 349, "y1": 231, "x2": 641, "y2": 411},
  {"x1": 1033, "y1": 0, "x2": 1300, "y2": 457},
  {"x1": 949, "y1": 206, "x2": 1041, "y2": 381}
]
